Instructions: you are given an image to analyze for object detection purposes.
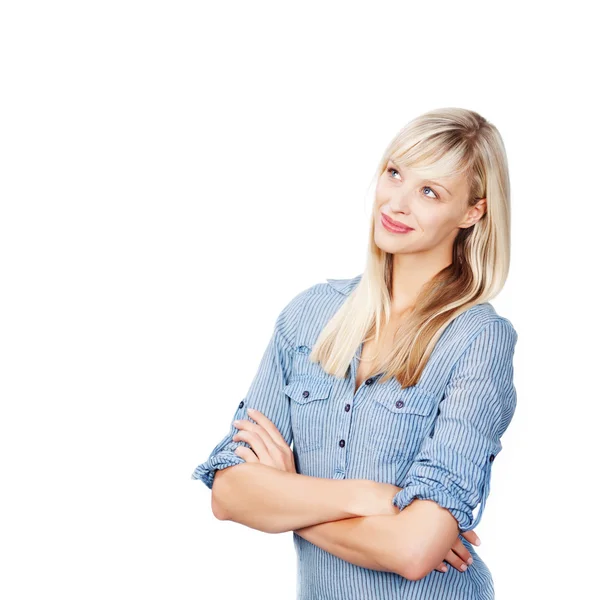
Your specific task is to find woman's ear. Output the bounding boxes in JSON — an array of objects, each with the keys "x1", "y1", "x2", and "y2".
[{"x1": 461, "y1": 198, "x2": 487, "y2": 228}]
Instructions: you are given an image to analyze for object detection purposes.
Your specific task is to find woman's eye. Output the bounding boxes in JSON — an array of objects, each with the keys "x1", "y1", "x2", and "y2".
[
  {"x1": 423, "y1": 186, "x2": 439, "y2": 199},
  {"x1": 387, "y1": 166, "x2": 439, "y2": 200}
]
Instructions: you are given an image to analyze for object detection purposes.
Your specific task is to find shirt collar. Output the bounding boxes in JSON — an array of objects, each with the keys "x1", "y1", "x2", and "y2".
[{"x1": 326, "y1": 273, "x2": 362, "y2": 296}]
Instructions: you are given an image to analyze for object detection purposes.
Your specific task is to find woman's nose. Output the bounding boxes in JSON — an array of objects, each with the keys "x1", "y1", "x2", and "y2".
[{"x1": 388, "y1": 191, "x2": 412, "y2": 212}]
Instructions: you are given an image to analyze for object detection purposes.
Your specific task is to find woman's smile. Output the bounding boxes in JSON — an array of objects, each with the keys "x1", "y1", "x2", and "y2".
[{"x1": 380, "y1": 212, "x2": 415, "y2": 234}]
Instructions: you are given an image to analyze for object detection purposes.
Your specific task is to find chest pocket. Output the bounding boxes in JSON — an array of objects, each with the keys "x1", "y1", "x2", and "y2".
[
  {"x1": 367, "y1": 385, "x2": 437, "y2": 461},
  {"x1": 283, "y1": 376, "x2": 333, "y2": 453}
]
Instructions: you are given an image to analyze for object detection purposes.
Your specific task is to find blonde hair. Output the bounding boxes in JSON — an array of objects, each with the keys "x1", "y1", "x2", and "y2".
[{"x1": 310, "y1": 107, "x2": 512, "y2": 387}]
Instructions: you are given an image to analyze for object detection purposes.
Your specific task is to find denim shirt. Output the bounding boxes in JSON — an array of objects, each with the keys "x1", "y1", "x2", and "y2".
[{"x1": 191, "y1": 273, "x2": 518, "y2": 600}]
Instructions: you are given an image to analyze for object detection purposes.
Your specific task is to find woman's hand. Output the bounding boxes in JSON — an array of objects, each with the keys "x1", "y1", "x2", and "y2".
[
  {"x1": 232, "y1": 408, "x2": 297, "y2": 474},
  {"x1": 433, "y1": 529, "x2": 481, "y2": 574}
]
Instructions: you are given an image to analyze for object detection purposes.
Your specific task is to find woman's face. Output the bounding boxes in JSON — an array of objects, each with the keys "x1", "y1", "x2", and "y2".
[{"x1": 374, "y1": 158, "x2": 483, "y2": 255}]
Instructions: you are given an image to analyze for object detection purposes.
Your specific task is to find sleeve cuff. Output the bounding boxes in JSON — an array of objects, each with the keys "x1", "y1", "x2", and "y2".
[
  {"x1": 392, "y1": 485, "x2": 473, "y2": 532},
  {"x1": 190, "y1": 449, "x2": 246, "y2": 489}
]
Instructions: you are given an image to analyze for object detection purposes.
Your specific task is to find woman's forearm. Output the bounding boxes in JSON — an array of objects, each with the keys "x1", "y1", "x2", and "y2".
[
  {"x1": 294, "y1": 510, "x2": 418, "y2": 579},
  {"x1": 213, "y1": 462, "x2": 378, "y2": 534}
]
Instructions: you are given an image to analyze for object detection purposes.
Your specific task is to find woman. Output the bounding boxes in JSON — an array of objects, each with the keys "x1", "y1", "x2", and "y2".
[{"x1": 191, "y1": 107, "x2": 518, "y2": 600}]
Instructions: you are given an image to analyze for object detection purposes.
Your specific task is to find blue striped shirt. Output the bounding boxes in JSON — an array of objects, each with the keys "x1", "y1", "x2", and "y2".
[{"x1": 191, "y1": 273, "x2": 518, "y2": 599}]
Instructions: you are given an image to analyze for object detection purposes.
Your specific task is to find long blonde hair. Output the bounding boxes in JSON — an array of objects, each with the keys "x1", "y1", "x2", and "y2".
[{"x1": 310, "y1": 107, "x2": 512, "y2": 387}]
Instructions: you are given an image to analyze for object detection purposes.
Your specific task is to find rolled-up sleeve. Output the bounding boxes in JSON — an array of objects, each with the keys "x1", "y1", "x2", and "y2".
[
  {"x1": 190, "y1": 289, "x2": 308, "y2": 489},
  {"x1": 392, "y1": 318, "x2": 518, "y2": 532}
]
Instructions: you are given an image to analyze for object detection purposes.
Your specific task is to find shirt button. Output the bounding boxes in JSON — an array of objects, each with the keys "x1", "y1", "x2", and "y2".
[
  {"x1": 302, "y1": 390, "x2": 310, "y2": 398},
  {"x1": 339, "y1": 439, "x2": 345, "y2": 448},
  {"x1": 238, "y1": 400, "x2": 244, "y2": 409},
  {"x1": 489, "y1": 454, "x2": 495, "y2": 462},
  {"x1": 395, "y1": 400, "x2": 404, "y2": 408},
  {"x1": 365, "y1": 377, "x2": 374, "y2": 385},
  {"x1": 344, "y1": 403, "x2": 351, "y2": 412}
]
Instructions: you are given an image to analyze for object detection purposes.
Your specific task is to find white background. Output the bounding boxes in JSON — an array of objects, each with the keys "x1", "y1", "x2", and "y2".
[{"x1": 1, "y1": 1, "x2": 597, "y2": 598}]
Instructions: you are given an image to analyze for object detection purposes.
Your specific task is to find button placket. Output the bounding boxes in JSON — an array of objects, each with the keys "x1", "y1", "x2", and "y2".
[{"x1": 339, "y1": 366, "x2": 382, "y2": 473}]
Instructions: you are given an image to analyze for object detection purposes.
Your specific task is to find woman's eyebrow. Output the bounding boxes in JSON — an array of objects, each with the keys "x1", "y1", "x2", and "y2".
[{"x1": 389, "y1": 159, "x2": 453, "y2": 197}]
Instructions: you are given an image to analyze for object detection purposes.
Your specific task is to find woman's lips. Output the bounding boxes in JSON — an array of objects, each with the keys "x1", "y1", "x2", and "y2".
[{"x1": 381, "y1": 213, "x2": 414, "y2": 233}]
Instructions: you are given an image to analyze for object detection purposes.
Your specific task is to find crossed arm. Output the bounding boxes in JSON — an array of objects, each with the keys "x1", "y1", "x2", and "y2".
[
  {"x1": 212, "y1": 459, "x2": 470, "y2": 581},
  {"x1": 292, "y1": 494, "x2": 464, "y2": 580},
  {"x1": 212, "y1": 463, "x2": 417, "y2": 575}
]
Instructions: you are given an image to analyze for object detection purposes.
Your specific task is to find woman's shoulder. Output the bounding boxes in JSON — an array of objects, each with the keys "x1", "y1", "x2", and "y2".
[
  {"x1": 274, "y1": 274, "x2": 361, "y2": 348},
  {"x1": 423, "y1": 305, "x2": 518, "y2": 391},
  {"x1": 449, "y1": 302, "x2": 517, "y2": 339},
  {"x1": 436, "y1": 303, "x2": 518, "y2": 368},
  {"x1": 281, "y1": 273, "x2": 362, "y2": 315}
]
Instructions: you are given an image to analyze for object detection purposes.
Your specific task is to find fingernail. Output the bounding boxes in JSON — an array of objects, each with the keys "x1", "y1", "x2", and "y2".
[
  {"x1": 233, "y1": 420, "x2": 240, "y2": 425},
  {"x1": 474, "y1": 537, "x2": 481, "y2": 546},
  {"x1": 247, "y1": 408, "x2": 255, "y2": 413},
  {"x1": 467, "y1": 557, "x2": 473, "y2": 565},
  {"x1": 461, "y1": 564, "x2": 467, "y2": 571}
]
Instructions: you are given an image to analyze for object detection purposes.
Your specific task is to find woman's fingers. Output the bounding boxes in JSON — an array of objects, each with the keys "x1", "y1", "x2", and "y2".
[
  {"x1": 233, "y1": 412, "x2": 295, "y2": 472},
  {"x1": 461, "y1": 529, "x2": 481, "y2": 547},
  {"x1": 246, "y1": 408, "x2": 289, "y2": 449},
  {"x1": 436, "y1": 531, "x2": 480, "y2": 574},
  {"x1": 232, "y1": 416, "x2": 292, "y2": 470},
  {"x1": 434, "y1": 562, "x2": 448, "y2": 573},
  {"x1": 443, "y1": 549, "x2": 471, "y2": 573},
  {"x1": 233, "y1": 417, "x2": 274, "y2": 451},
  {"x1": 450, "y1": 537, "x2": 473, "y2": 569},
  {"x1": 234, "y1": 445, "x2": 259, "y2": 462},
  {"x1": 232, "y1": 427, "x2": 274, "y2": 465}
]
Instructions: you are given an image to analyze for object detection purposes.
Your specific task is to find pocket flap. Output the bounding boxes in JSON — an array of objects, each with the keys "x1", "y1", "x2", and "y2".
[
  {"x1": 375, "y1": 386, "x2": 436, "y2": 416},
  {"x1": 283, "y1": 377, "x2": 333, "y2": 405}
]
